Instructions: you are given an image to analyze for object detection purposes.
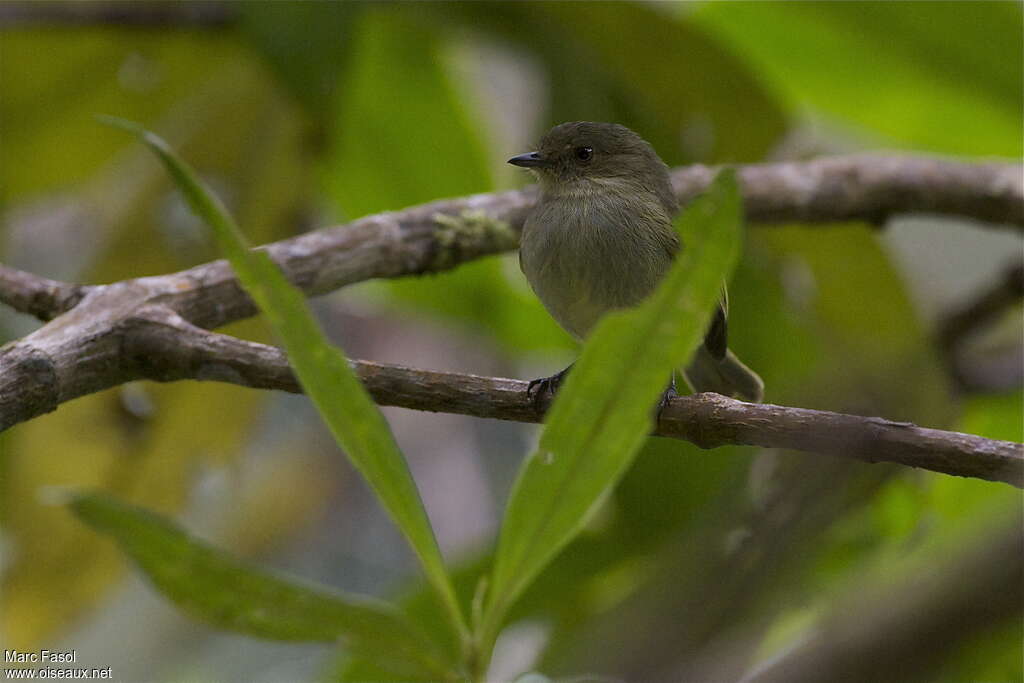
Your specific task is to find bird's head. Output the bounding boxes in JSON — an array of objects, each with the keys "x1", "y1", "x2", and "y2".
[{"x1": 508, "y1": 122, "x2": 674, "y2": 208}]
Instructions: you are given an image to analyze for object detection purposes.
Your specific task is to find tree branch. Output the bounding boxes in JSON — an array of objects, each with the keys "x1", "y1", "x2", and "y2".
[
  {"x1": 938, "y1": 260, "x2": 1024, "y2": 351},
  {"x1": 0, "y1": 266, "x2": 91, "y2": 322},
  {"x1": 937, "y1": 260, "x2": 1024, "y2": 394},
  {"x1": 0, "y1": 1, "x2": 235, "y2": 28},
  {"x1": 1, "y1": 155, "x2": 1021, "y2": 486},
  {"x1": 674, "y1": 155, "x2": 1023, "y2": 229},
  {"x1": 6, "y1": 305, "x2": 1021, "y2": 487}
]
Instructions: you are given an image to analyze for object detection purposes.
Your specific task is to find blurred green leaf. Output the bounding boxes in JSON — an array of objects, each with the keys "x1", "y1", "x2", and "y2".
[
  {"x1": 482, "y1": 170, "x2": 742, "y2": 649},
  {"x1": 70, "y1": 492, "x2": 455, "y2": 679},
  {"x1": 240, "y1": 1, "x2": 362, "y2": 124},
  {"x1": 539, "y1": 2, "x2": 786, "y2": 163},
  {"x1": 324, "y1": 7, "x2": 563, "y2": 351},
  {"x1": 760, "y1": 224, "x2": 952, "y2": 421},
  {"x1": 1, "y1": 36, "x2": 310, "y2": 645},
  {"x1": 0, "y1": 31, "x2": 249, "y2": 201},
  {"x1": 614, "y1": 437, "x2": 747, "y2": 546},
  {"x1": 327, "y1": 7, "x2": 492, "y2": 216},
  {"x1": 693, "y1": 1, "x2": 1023, "y2": 156},
  {"x1": 935, "y1": 617, "x2": 1023, "y2": 683},
  {"x1": 957, "y1": 391, "x2": 1023, "y2": 443},
  {"x1": 106, "y1": 118, "x2": 470, "y2": 653}
]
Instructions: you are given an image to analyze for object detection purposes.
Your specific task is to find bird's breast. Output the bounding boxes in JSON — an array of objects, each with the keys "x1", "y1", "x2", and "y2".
[{"x1": 520, "y1": 193, "x2": 676, "y2": 338}]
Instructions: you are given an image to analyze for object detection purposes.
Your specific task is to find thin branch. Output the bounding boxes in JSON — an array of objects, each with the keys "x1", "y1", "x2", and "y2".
[
  {"x1": 0, "y1": 1, "x2": 235, "y2": 29},
  {"x1": 2, "y1": 302, "x2": 1018, "y2": 485},
  {"x1": 936, "y1": 260, "x2": 1024, "y2": 394},
  {"x1": 938, "y1": 260, "x2": 1023, "y2": 351},
  {"x1": 0, "y1": 266, "x2": 90, "y2": 321},
  {"x1": 1, "y1": 155, "x2": 1021, "y2": 487},
  {"x1": 81, "y1": 310, "x2": 1024, "y2": 488}
]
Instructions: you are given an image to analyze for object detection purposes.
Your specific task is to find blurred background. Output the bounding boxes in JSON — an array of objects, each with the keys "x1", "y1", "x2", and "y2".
[{"x1": 1, "y1": 2, "x2": 1021, "y2": 681}]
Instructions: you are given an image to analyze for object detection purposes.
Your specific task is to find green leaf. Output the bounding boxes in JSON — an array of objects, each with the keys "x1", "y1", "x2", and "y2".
[
  {"x1": 957, "y1": 391, "x2": 1023, "y2": 444},
  {"x1": 0, "y1": 30, "x2": 253, "y2": 201},
  {"x1": 438, "y1": 2, "x2": 787, "y2": 164},
  {"x1": 101, "y1": 117, "x2": 470, "y2": 652},
  {"x1": 692, "y1": 1, "x2": 1022, "y2": 157},
  {"x1": 69, "y1": 492, "x2": 455, "y2": 680},
  {"x1": 326, "y1": 7, "x2": 492, "y2": 217},
  {"x1": 239, "y1": 1, "x2": 362, "y2": 122},
  {"x1": 324, "y1": 7, "x2": 562, "y2": 353},
  {"x1": 481, "y1": 170, "x2": 743, "y2": 648},
  {"x1": 538, "y1": 2, "x2": 787, "y2": 163}
]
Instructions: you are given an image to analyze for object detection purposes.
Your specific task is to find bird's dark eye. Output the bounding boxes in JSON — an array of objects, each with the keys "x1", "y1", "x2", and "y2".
[{"x1": 575, "y1": 146, "x2": 593, "y2": 161}]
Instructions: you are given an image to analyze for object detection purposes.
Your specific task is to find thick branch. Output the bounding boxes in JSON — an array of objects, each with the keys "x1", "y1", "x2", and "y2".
[
  {"x1": 117, "y1": 155, "x2": 1024, "y2": 332},
  {"x1": 1, "y1": 155, "x2": 1021, "y2": 487},
  {"x1": 677, "y1": 155, "x2": 1024, "y2": 229},
  {"x1": 2, "y1": 305, "x2": 1018, "y2": 485},
  {"x1": 0, "y1": 266, "x2": 90, "y2": 321},
  {"x1": 3, "y1": 156, "x2": 1021, "y2": 332},
  {"x1": 936, "y1": 260, "x2": 1024, "y2": 393}
]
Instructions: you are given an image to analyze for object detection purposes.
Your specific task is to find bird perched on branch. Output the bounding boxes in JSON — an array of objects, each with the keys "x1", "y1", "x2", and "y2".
[{"x1": 510, "y1": 121, "x2": 763, "y2": 404}]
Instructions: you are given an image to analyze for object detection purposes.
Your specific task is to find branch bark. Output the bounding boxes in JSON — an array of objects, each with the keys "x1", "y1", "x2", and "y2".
[
  {"x1": 0, "y1": 1, "x2": 235, "y2": 28},
  {"x1": 4, "y1": 301, "x2": 1022, "y2": 487},
  {"x1": 0, "y1": 266, "x2": 91, "y2": 322},
  {"x1": 1, "y1": 156, "x2": 1022, "y2": 486},
  {"x1": 674, "y1": 155, "x2": 1023, "y2": 229}
]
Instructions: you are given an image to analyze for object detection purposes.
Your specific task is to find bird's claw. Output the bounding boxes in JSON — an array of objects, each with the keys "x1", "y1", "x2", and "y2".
[
  {"x1": 526, "y1": 365, "x2": 573, "y2": 408},
  {"x1": 656, "y1": 376, "x2": 679, "y2": 420}
]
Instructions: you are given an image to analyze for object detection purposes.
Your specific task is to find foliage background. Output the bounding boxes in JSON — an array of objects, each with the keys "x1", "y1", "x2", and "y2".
[{"x1": 1, "y1": 2, "x2": 1021, "y2": 681}]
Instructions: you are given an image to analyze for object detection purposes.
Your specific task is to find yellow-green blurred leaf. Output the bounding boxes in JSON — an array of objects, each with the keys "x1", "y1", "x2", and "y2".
[
  {"x1": 71, "y1": 492, "x2": 455, "y2": 679},
  {"x1": 114, "y1": 119, "x2": 469, "y2": 653},
  {"x1": 693, "y1": 1, "x2": 1022, "y2": 157}
]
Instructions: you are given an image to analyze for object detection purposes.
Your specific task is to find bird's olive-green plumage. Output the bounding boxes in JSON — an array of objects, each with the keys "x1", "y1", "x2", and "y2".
[{"x1": 512, "y1": 121, "x2": 763, "y2": 402}]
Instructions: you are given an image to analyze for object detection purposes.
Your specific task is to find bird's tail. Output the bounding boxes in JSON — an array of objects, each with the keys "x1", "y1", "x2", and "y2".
[{"x1": 683, "y1": 346, "x2": 764, "y2": 403}]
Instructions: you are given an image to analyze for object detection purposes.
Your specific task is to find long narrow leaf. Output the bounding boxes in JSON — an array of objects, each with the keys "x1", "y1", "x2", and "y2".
[
  {"x1": 100, "y1": 116, "x2": 468, "y2": 648},
  {"x1": 482, "y1": 171, "x2": 742, "y2": 646},
  {"x1": 70, "y1": 492, "x2": 455, "y2": 680}
]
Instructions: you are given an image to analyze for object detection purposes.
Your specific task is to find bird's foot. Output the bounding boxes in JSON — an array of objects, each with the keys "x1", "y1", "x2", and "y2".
[
  {"x1": 656, "y1": 376, "x2": 679, "y2": 420},
  {"x1": 526, "y1": 364, "x2": 574, "y2": 408}
]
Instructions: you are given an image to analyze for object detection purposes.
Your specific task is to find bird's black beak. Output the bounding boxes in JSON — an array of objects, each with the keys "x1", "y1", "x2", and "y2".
[{"x1": 508, "y1": 151, "x2": 549, "y2": 168}]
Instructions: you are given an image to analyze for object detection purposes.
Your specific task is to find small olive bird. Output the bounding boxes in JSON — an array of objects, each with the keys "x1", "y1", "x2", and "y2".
[{"x1": 510, "y1": 121, "x2": 764, "y2": 404}]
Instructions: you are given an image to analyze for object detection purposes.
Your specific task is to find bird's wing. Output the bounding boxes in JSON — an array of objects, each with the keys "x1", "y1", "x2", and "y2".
[
  {"x1": 661, "y1": 226, "x2": 682, "y2": 259},
  {"x1": 703, "y1": 286, "x2": 729, "y2": 360},
  {"x1": 518, "y1": 215, "x2": 532, "y2": 274}
]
